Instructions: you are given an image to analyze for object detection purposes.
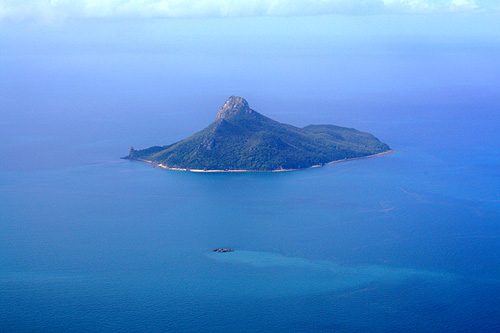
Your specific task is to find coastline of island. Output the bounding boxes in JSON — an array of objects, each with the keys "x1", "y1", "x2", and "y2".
[
  {"x1": 132, "y1": 150, "x2": 394, "y2": 173},
  {"x1": 125, "y1": 96, "x2": 392, "y2": 171}
]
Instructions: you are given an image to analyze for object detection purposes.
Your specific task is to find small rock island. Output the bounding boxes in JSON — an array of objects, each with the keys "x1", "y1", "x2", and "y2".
[
  {"x1": 212, "y1": 248, "x2": 234, "y2": 253},
  {"x1": 124, "y1": 96, "x2": 391, "y2": 172}
]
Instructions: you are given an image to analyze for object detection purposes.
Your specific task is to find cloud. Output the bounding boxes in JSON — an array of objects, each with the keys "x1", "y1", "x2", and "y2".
[
  {"x1": 0, "y1": 0, "x2": 493, "y2": 21},
  {"x1": 449, "y1": 0, "x2": 479, "y2": 11}
]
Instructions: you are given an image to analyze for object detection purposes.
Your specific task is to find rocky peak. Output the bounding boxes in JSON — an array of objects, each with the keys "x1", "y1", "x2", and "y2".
[{"x1": 216, "y1": 96, "x2": 252, "y2": 120}]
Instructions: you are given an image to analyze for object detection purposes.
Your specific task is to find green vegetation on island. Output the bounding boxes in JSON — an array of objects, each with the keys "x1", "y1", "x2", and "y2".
[{"x1": 124, "y1": 96, "x2": 391, "y2": 171}]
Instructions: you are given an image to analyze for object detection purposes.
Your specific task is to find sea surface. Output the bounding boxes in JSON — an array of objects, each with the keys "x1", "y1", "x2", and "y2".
[{"x1": 1, "y1": 24, "x2": 500, "y2": 331}]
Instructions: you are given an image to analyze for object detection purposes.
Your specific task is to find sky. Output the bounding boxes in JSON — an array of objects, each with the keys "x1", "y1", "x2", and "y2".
[
  {"x1": 1, "y1": 0, "x2": 499, "y2": 52},
  {"x1": 0, "y1": 0, "x2": 499, "y2": 22},
  {"x1": 1, "y1": 1, "x2": 499, "y2": 47}
]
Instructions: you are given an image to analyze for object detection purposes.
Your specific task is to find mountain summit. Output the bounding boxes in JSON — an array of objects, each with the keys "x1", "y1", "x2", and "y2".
[
  {"x1": 216, "y1": 96, "x2": 253, "y2": 120},
  {"x1": 125, "y1": 96, "x2": 391, "y2": 171}
]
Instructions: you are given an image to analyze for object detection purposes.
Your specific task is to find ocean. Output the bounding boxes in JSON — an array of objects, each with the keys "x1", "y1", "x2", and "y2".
[{"x1": 1, "y1": 21, "x2": 500, "y2": 331}]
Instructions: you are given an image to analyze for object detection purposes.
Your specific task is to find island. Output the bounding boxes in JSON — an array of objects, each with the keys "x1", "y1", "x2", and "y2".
[
  {"x1": 212, "y1": 249, "x2": 234, "y2": 253},
  {"x1": 123, "y1": 96, "x2": 391, "y2": 172}
]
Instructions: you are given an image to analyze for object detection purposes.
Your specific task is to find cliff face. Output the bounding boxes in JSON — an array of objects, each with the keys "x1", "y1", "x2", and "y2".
[{"x1": 126, "y1": 96, "x2": 391, "y2": 171}]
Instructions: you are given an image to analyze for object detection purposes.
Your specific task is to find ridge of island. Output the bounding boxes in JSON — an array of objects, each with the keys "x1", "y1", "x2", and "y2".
[{"x1": 123, "y1": 96, "x2": 391, "y2": 172}]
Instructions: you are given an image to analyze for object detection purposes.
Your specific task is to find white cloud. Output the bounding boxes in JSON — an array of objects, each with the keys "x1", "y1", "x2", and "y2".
[
  {"x1": 449, "y1": 0, "x2": 478, "y2": 11},
  {"x1": 381, "y1": 0, "x2": 483, "y2": 13},
  {"x1": 0, "y1": 0, "x2": 492, "y2": 21},
  {"x1": 382, "y1": 0, "x2": 435, "y2": 13}
]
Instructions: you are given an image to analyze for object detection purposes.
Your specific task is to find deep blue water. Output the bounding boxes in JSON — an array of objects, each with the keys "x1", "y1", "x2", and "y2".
[
  {"x1": 2, "y1": 114, "x2": 500, "y2": 332},
  {"x1": 1, "y1": 23, "x2": 500, "y2": 331}
]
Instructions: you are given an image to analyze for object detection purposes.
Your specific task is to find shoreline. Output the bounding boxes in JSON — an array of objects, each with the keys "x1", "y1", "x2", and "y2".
[{"x1": 130, "y1": 150, "x2": 394, "y2": 173}]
